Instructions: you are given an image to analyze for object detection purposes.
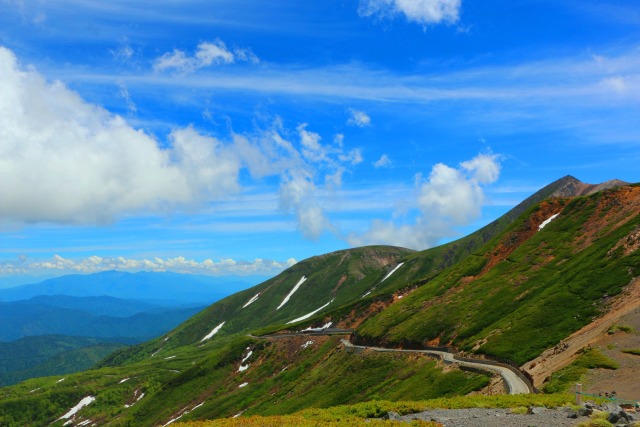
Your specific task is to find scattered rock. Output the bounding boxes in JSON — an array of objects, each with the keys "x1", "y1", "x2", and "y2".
[{"x1": 383, "y1": 411, "x2": 402, "y2": 421}]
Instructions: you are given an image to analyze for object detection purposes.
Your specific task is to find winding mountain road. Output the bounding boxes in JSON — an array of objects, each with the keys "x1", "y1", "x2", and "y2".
[
  {"x1": 250, "y1": 330, "x2": 532, "y2": 395},
  {"x1": 339, "y1": 340, "x2": 531, "y2": 395}
]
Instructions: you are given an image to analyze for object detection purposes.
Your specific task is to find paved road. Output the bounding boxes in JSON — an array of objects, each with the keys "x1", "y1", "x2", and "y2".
[
  {"x1": 250, "y1": 330, "x2": 532, "y2": 394},
  {"x1": 340, "y1": 339, "x2": 531, "y2": 395}
]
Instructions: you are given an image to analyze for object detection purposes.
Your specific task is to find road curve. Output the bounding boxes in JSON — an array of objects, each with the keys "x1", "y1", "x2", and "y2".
[
  {"x1": 249, "y1": 331, "x2": 532, "y2": 394},
  {"x1": 340, "y1": 339, "x2": 531, "y2": 395}
]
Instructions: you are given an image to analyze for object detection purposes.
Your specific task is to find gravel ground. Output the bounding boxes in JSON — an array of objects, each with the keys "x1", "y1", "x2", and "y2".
[{"x1": 393, "y1": 407, "x2": 606, "y2": 427}]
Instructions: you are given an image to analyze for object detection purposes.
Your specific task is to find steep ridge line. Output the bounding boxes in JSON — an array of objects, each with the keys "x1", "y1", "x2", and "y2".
[{"x1": 250, "y1": 331, "x2": 533, "y2": 395}]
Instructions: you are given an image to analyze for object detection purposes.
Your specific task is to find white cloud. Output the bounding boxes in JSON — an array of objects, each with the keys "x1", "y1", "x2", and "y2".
[
  {"x1": 154, "y1": 39, "x2": 257, "y2": 73},
  {"x1": 358, "y1": 0, "x2": 461, "y2": 25},
  {"x1": 0, "y1": 46, "x2": 244, "y2": 224},
  {"x1": 0, "y1": 254, "x2": 298, "y2": 276},
  {"x1": 347, "y1": 108, "x2": 371, "y2": 127},
  {"x1": 373, "y1": 154, "x2": 392, "y2": 168},
  {"x1": 349, "y1": 153, "x2": 501, "y2": 249}
]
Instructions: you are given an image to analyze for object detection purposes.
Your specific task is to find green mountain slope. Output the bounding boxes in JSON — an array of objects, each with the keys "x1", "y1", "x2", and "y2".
[
  {"x1": 355, "y1": 184, "x2": 640, "y2": 364},
  {"x1": 1, "y1": 177, "x2": 638, "y2": 427},
  {"x1": 0, "y1": 335, "x2": 125, "y2": 386}
]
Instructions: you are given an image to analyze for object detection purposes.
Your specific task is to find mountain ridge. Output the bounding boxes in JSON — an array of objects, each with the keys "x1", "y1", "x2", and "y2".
[{"x1": 1, "y1": 176, "x2": 638, "y2": 427}]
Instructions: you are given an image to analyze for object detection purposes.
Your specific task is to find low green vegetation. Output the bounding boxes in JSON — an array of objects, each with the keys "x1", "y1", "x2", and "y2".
[
  {"x1": 621, "y1": 348, "x2": 640, "y2": 356},
  {"x1": 607, "y1": 324, "x2": 635, "y2": 334},
  {"x1": 543, "y1": 348, "x2": 620, "y2": 393},
  {"x1": 357, "y1": 192, "x2": 640, "y2": 365},
  {"x1": 174, "y1": 393, "x2": 575, "y2": 427},
  {"x1": 0, "y1": 334, "x2": 490, "y2": 427}
]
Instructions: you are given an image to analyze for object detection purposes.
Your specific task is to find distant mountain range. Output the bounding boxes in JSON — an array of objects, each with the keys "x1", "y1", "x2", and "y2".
[
  {"x1": 0, "y1": 270, "x2": 265, "y2": 304},
  {"x1": 0, "y1": 271, "x2": 265, "y2": 386}
]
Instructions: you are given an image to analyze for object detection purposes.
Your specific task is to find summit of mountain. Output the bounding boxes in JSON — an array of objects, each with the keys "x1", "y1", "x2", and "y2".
[{"x1": 547, "y1": 175, "x2": 629, "y2": 198}]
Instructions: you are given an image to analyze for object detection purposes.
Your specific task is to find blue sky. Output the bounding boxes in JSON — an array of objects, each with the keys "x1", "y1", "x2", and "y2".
[{"x1": 1, "y1": 0, "x2": 639, "y2": 279}]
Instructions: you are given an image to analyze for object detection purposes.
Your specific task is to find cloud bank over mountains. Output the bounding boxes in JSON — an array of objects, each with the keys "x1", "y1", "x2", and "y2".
[{"x1": 0, "y1": 254, "x2": 297, "y2": 277}]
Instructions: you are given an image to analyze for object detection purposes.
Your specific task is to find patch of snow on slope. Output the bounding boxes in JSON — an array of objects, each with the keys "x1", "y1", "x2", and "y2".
[
  {"x1": 361, "y1": 291, "x2": 372, "y2": 298},
  {"x1": 124, "y1": 389, "x2": 145, "y2": 408},
  {"x1": 200, "y1": 321, "x2": 225, "y2": 342},
  {"x1": 56, "y1": 378, "x2": 66, "y2": 383},
  {"x1": 381, "y1": 262, "x2": 404, "y2": 282},
  {"x1": 301, "y1": 322, "x2": 332, "y2": 332},
  {"x1": 238, "y1": 382, "x2": 248, "y2": 388},
  {"x1": 276, "y1": 276, "x2": 307, "y2": 310},
  {"x1": 241, "y1": 350, "x2": 253, "y2": 363},
  {"x1": 119, "y1": 378, "x2": 129, "y2": 384},
  {"x1": 164, "y1": 356, "x2": 176, "y2": 360},
  {"x1": 538, "y1": 213, "x2": 560, "y2": 230},
  {"x1": 242, "y1": 293, "x2": 260, "y2": 308},
  {"x1": 76, "y1": 420, "x2": 92, "y2": 427},
  {"x1": 301, "y1": 341, "x2": 315, "y2": 349},
  {"x1": 286, "y1": 300, "x2": 333, "y2": 324},
  {"x1": 238, "y1": 364, "x2": 249, "y2": 372},
  {"x1": 163, "y1": 414, "x2": 183, "y2": 426},
  {"x1": 57, "y1": 396, "x2": 96, "y2": 421}
]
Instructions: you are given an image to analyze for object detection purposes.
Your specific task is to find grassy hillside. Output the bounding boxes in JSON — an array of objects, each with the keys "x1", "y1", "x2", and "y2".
[
  {"x1": 0, "y1": 335, "x2": 125, "y2": 386},
  {"x1": 356, "y1": 185, "x2": 640, "y2": 364},
  {"x1": 1, "y1": 178, "x2": 637, "y2": 426},
  {"x1": 0, "y1": 334, "x2": 488, "y2": 427}
]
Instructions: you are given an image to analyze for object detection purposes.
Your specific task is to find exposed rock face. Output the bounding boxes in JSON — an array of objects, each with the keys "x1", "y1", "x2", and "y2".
[{"x1": 550, "y1": 175, "x2": 629, "y2": 198}]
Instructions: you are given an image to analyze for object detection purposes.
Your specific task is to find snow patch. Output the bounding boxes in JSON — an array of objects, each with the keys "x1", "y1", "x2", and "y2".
[
  {"x1": 57, "y1": 396, "x2": 95, "y2": 421},
  {"x1": 301, "y1": 341, "x2": 315, "y2": 349},
  {"x1": 151, "y1": 349, "x2": 161, "y2": 357},
  {"x1": 241, "y1": 350, "x2": 253, "y2": 363},
  {"x1": 76, "y1": 420, "x2": 92, "y2": 427},
  {"x1": 381, "y1": 262, "x2": 404, "y2": 282},
  {"x1": 398, "y1": 295, "x2": 403, "y2": 299},
  {"x1": 29, "y1": 388, "x2": 40, "y2": 393},
  {"x1": 164, "y1": 356, "x2": 176, "y2": 360},
  {"x1": 191, "y1": 402, "x2": 204, "y2": 411},
  {"x1": 56, "y1": 378, "x2": 66, "y2": 383},
  {"x1": 124, "y1": 389, "x2": 145, "y2": 408},
  {"x1": 538, "y1": 213, "x2": 560, "y2": 230},
  {"x1": 242, "y1": 293, "x2": 261, "y2": 308},
  {"x1": 200, "y1": 321, "x2": 225, "y2": 342},
  {"x1": 162, "y1": 414, "x2": 183, "y2": 426},
  {"x1": 238, "y1": 364, "x2": 249, "y2": 372},
  {"x1": 286, "y1": 300, "x2": 333, "y2": 324},
  {"x1": 301, "y1": 322, "x2": 332, "y2": 332},
  {"x1": 119, "y1": 378, "x2": 129, "y2": 384},
  {"x1": 276, "y1": 276, "x2": 307, "y2": 310},
  {"x1": 238, "y1": 382, "x2": 248, "y2": 388},
  {"x1": 233, "y1": 411, "x2": 244, "y2": 418},
  {"x1": 361, "y1": 291, "x2": 372, "y2": 298}
]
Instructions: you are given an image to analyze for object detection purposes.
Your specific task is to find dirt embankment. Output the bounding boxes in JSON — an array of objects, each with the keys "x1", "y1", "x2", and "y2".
[{"x1": 523, "y1": 277, "x2": 640, "y2": 392}]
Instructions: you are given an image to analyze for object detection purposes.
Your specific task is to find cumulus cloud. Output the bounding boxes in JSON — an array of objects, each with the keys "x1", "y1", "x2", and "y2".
[
  {"x1": 358, "y1": 0, "x2": 461, "y2": 25},
  {"x1": 347, "y1": 108, "x2": 371, "y2": 127},
  {"x1": 0, "y1": 254, "x2": 297, "y2": 276},
  {"x1": 0, "y1": 46, "x2": 245, "y2": 224},
  {"x1": 349, "y1": 153, "x2": 501, "y2": 249},
  {"x1": 154, "y1": 39, "x2": 258, "y2": 73},
  {"x1": 373, "y1": 154, "x2": 392, "y2": 168}
]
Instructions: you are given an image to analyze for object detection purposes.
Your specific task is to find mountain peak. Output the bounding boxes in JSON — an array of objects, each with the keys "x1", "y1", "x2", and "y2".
[{"x1": 549, "y1": 175, "x2": 629, "y2": 198}]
